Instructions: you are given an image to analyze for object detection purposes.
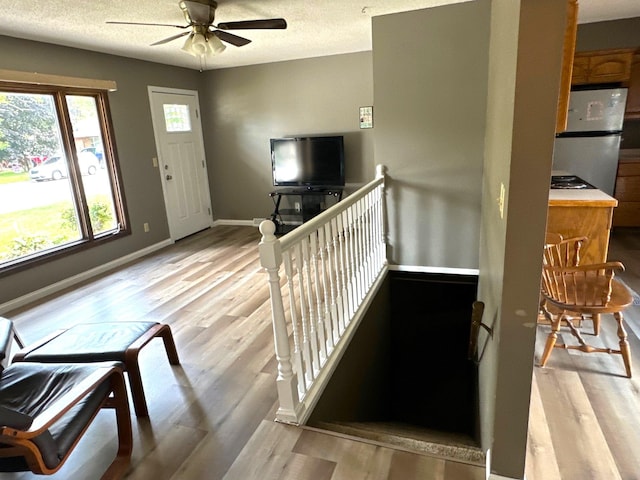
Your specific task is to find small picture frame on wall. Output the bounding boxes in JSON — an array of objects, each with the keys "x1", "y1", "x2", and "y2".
[{"x1": 359, "y1": 106, "x2": 373, "y2": 129}]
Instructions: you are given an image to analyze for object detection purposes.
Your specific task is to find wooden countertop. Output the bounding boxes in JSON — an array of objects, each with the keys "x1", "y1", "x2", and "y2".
[
  {"x1": 549, "y1": 170, "x2": 618, "y2": 207},
  {"x1": 548, "y1": 188, "x2": 618, "y2": 207}
]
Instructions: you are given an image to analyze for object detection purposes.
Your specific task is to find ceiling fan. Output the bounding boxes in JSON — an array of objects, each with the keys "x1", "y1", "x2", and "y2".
[{"x1": 106, "y1": 0, "x2": 287, "y2": 57}]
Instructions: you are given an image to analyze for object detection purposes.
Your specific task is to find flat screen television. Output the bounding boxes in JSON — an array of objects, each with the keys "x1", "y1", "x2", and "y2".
[{"x1": 270, "y1": 136, "x2": 345, "y2": 188}]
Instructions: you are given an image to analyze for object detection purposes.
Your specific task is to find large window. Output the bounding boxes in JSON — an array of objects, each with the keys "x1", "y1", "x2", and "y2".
[{"x1": 0, "y1": 83, "x2": 128, "y2": 273}]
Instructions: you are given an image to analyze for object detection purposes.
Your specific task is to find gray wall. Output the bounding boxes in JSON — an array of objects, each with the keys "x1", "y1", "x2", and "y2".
[
  {"x1": 0, "y1": 36, "x2": 377, "y2": 306},
  {"x1": 478, "y1": 0, "x2": 566, "y2": 477},
  {"x1": 372, "y1": 2, "x2": 489, "y2": 269},
  {"x1": 0, "y1": 35, "x2": 202, "y2": 304},
  {"x1": 372, "y1": 0, "x2": 564, "y2": 477},
  {"x1": 200, "y1": 53, "x2": 375, "y2": 221},
  {"x1": 576, "y1": 16, "x2": 640, "y2": 51}
]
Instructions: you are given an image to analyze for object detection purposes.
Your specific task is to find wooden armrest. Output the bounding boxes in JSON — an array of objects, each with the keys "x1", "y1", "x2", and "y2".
[
  {"x1": 561, "y1": 261, "x2": 625, "y2": 273},
  {"x1": 547, "y1": 235, "x2": 588, "y2": 245}
]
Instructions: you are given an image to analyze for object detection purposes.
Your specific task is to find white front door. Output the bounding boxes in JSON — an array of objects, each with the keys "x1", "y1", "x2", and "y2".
[{"x1": 148, "y1": 87, "x2": 212, "y2": 240}]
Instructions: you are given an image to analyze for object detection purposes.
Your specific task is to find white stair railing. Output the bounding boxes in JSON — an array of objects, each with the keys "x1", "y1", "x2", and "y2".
[{"x1": 259, "y1": 165, "x2": 388, "y2": 424}]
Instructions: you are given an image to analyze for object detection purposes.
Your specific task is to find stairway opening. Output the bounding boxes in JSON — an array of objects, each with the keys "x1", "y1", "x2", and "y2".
[{"x1": 306, "y1": 270, "x2": 483, "y2": 464}]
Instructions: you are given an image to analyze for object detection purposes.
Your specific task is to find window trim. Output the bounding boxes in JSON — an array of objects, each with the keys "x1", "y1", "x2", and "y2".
[
  {"x1": 0, "y1": 69, "x2": 117, "y2": 91},
  {"x1": 0, "y1": 81, "x2": 130, "y2": 277}
]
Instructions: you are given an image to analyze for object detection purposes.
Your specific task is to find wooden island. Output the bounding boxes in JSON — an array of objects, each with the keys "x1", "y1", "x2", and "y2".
[{"x1": 547, "y1": 187, "x2": 618, "y2": 264}]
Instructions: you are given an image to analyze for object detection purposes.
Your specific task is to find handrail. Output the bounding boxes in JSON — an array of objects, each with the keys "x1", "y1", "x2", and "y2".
[{"x1": 259, "y1": 164, "x2": 388, "y2": 424}]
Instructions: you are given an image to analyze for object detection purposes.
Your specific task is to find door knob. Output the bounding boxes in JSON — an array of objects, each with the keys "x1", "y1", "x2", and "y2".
[{"x1": 166, "y1": 174, "x2": 173, "y2": 180}]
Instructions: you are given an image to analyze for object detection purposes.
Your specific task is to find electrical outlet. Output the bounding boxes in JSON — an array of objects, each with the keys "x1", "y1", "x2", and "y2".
[
  {"x1": 143, "y1": 222, "x2": 150, "y2": 233},
  {"x1": 294, "y1": 202, "x2": 301, "y2": 212},
  {"x1": 152, "y1": 157, "x2": 158, "y2": 168},
  {"x1": 498, "y1": 183, "x2": 505, "y2": 219}
]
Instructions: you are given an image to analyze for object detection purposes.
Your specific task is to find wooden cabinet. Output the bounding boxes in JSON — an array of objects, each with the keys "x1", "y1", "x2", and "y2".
[
  {"x1": 613, "y1": 149, "x2": 640, "y2": 227},
  {"x1": 547, "y1": 204, "x2": 616, "y2": 264},
  {"x1": 625, "y1": 51, "x2": 640, "y2": 119},
  {"x1": 571, "y1": 49, "x2": 634, "y2": 86},
  {"x1": 548, "y1": 190, "x2": 618, "y2": 264},
  {"x1": 556, "y1": 0, "x2": 578, "y2": 134}
]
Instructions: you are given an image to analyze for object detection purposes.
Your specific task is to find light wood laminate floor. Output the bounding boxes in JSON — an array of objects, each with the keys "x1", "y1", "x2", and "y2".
[
  {"x1": 2, "y1": 225, "x2": 484, "y2": 480},
  {"x1": 526, "y1": 227, "x2": 640, "y2": 480},
  {"x1": 3, "y1": 225, "x2": 640, "y2": 479}
]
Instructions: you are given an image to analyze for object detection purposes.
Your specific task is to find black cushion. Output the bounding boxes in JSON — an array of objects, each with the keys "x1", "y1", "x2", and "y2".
[
  {"x1": 0, "y1": 362, "x2": 118, "y2": 471},
  {"x1": 22, "y1": 321, "x2": 158, "y2": 363},
  {"x1": 0, "y1": 405, "x2": 33, "y2": 430}
]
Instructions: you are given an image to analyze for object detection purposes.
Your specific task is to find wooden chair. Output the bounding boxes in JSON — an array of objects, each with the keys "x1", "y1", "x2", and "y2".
[
  {"x1": 2, "y1": 318, "x2": 180, "y2": 417},
  {"x1": 0, "y1": 359, "x2": 132, "y2": 478},
  {"x1": 540, "y1": 234, "x2": 595, "y2": 329},
  {"x1": 543, "y1": 233, "x2": 587, "y2": 269},
  {"x1": 539, "y1": 251, "x2": 634, "y2": 377}
]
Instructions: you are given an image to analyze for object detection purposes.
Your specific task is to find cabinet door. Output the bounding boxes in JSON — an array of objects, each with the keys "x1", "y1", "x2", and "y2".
[
  {"x1": 615, "y1": 176, "x2": 640, "y2": 201},
  {"x1": 588, "y1": 52, "x2": 632, "y2": 83},
  {"x1": 625, "y1": 52, "x2": 640, "y2": 118},
  {"x1": 571, "y1": 55, "x2": 590, "y2": 85}
]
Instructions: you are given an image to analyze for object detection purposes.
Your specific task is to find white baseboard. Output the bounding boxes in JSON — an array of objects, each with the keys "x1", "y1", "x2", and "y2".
[
  {"x1": 0, "y1": 239, "x2": 173, "y2": 314},
  {"x1": 213, "y1": 219, "x2": 255, "y2": 227}
]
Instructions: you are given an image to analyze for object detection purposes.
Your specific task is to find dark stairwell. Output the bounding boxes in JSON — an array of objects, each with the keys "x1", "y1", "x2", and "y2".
[{"x1": 306, "y1": 271, "x2": 484, "y2": 465}]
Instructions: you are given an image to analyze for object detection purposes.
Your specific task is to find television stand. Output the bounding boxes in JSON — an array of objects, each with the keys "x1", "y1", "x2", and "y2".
[{"x1": 269, "y1": 188, "x2": 343, "y2": 235}]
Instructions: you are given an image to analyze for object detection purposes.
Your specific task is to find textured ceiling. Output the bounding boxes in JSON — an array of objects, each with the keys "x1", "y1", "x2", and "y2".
[{"x1": 0, "y1": 0, "x2": 638, "y2": 71}]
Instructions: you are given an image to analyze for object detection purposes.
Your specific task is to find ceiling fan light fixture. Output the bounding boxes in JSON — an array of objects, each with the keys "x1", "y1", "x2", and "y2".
[
  {"x1": 181, "y1": 33, "x2": 196, "y2": 56},
  {"x1": 182, "y1": 31, "x2": 225, "y2": 57},
  {"x1": 208, "y1": 33, "x2": 226, "y2": 55},
  {"x1": 192, "y1": 32, "x2": 210, "y2": 55}
]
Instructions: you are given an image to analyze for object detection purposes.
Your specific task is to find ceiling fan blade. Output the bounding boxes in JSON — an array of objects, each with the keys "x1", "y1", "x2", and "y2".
[
  {"x1": 213, "y1": 30, "x2": 251, "y2": 47},
  {"x1": 216, "y1": 18, "x2": 287, "y2": 30},
  {"x1": 106, "y1": 21, "x2": 188, "y2": 29},
  {"x1": 181, "y1": 0, "x2": 215, "y2": 24},
  {"x1": 150, "y1": 31, "x2": 190, "y2": 46}
]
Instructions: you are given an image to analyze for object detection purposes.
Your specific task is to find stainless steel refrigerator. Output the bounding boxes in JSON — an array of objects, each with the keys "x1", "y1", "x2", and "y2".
[{"x1": 552, "y1": 87, "x2": 628, "y2": 195}]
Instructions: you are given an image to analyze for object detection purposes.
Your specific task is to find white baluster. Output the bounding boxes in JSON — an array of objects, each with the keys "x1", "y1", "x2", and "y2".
[
  {"x1": 332, "y1": 216, "x2": 346, "y2": 334},
  {"x1": 301, "y1": 237, "x2": 320, "y2": 373},
  {"x1": 339, "y1": 211, "x2": 353, "y2": 323},
  {"x1": 318, "y1": 226, "x2": 335, "y2": 351},
  {"x1": 294, "y1": 242, "x2": 314, "y2": 384},
  {"x1": 355, "y1": 198, "x2": 365, "y2": 299},
  {"x1": 310, "y1": 231, "x2": 327, "y2": 361},
  {"x1": 283, "y1": 251, "x2": 306, "y2": 395},
  {"x1": 344, "y1": 207, "x2": 356, "y2": 317}
]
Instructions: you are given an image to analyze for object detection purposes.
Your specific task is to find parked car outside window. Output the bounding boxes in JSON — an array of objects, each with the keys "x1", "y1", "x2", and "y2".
[
  {"x1": 81, "y1": 146, "x2": 104, "y2": 162},
  {"x1": 29, "y1": 151, "x2": 100, "y2": 181}
]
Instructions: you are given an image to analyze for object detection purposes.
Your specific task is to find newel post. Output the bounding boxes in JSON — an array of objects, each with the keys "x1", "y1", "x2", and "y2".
[{"x1": 259, "y1": 220, "x2": 301, "y2": 423}]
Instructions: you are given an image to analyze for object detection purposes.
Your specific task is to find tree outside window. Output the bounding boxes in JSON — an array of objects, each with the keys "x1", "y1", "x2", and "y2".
[{"x1": 0, "y1": 85, "x2": 128, "y2": 273}]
